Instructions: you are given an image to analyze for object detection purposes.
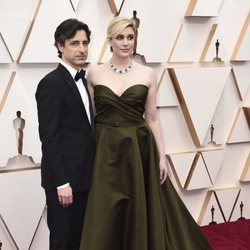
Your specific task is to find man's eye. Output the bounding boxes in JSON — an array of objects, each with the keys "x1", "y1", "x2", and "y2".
[
  {"x1": 71, "y1": 41, "x2": 78, "y2": 46},
  {"x1": 82, "y1": 41, "x2": 89, "y2": 46}
]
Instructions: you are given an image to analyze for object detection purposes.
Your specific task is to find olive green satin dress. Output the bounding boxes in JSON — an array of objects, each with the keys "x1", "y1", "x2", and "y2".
[{"x1": 80, "y1": 84, "x2": 211, "y2": 250}]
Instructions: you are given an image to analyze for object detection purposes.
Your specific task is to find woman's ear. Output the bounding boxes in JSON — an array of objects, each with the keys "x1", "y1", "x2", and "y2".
[
  {"x1": 108, "y1": 38, "x2": 113, "y2": 52},
  {"x1": 108, "y1": 37, "x2": 112, "y2": 47}
]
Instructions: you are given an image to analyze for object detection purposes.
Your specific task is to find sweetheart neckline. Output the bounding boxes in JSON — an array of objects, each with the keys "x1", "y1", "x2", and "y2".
[{"x1": 94, "y1": 84, "x2": 149, "y2": 98}]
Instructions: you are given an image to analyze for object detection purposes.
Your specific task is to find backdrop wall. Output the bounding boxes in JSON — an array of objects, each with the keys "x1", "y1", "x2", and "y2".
[{"x1": 0, "y1": 0, "x2": 249, "y2": 249}]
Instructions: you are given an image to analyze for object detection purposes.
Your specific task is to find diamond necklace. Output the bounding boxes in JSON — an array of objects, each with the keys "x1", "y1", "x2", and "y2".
[{"x1": 110, "y1": 60, "x2": 132, "y2": 74}]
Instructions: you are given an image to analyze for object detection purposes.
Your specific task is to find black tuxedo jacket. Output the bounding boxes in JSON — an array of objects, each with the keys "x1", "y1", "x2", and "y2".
[{"x1": 35, "y1": 63, "x2": 94, "y2": 192}]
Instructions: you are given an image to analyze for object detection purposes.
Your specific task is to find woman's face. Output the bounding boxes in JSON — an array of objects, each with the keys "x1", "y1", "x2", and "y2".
[{"x1": 109, "y1": 26, "x2": 135, "y2": 57}]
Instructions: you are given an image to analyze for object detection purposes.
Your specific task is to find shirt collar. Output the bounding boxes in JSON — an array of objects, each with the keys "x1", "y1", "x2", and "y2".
[{"x1": 60, "y1": 60, "x2": 82, "y2": 80}]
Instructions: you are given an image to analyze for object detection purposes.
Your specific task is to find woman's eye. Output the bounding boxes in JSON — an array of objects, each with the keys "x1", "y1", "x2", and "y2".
[
  {"x1": 116, "y1": 35, "x2": 124, "y2": 40},
  {"x1": 127, "y1": 35, "x2": 134, "y2": 40}
]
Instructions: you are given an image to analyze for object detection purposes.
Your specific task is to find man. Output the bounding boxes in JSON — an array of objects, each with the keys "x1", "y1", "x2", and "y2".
[{"x1": 35, "y1": 19, "x2": 94, "y2": 250}]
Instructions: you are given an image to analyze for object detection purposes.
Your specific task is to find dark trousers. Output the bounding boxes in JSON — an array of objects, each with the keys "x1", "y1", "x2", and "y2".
[{"x1": 45, "y1": 190, "x2": 88, "y2": 250}]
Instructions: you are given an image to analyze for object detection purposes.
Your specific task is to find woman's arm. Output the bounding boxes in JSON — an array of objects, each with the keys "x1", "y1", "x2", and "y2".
[
  {"x1": 86, "y1": 66, "x2": 96, "y2": 114},
  {"x1": 144, "y1": 68, "x2": 168, "y2": 185}
]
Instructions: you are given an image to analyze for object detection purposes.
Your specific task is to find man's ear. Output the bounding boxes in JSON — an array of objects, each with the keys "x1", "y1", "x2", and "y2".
[{"x1": 57, "y1": 43, "x2": 64, "y2": 53}]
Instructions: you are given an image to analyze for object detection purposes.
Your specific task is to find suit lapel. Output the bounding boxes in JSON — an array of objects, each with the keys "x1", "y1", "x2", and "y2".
[{"x1": 57, "y1": 64, "x2": 90, "y2": 119}]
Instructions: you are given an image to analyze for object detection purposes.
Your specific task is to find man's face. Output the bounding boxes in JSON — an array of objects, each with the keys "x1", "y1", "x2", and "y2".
[{"x1": 58, "y1": 30, "x2": 89, "y2": 70}]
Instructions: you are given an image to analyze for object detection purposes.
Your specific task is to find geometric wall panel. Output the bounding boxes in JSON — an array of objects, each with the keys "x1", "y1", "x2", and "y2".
[
  {"x1": 246, "y1": 87, "x2": 250, "y2": 106},
  {"x1": 227, "y1": 108, "x2": 250, "y2": 144},
  {"x1": 0, "y1": 169, "x2": 45, "y2": 250},
  {"x1": 167, "y1": 152, "x2": 196, "y2": 188},
  {"x1": 0, "y1": 73, "x2": 40, "y2": 167},
  {"x1": 200, "y1": 24, "x2": 229, "y2": 62},
  {"x1": 218, "y1": 0, "x2": 250, "y2": 59},
  {"x1": 207, "y1": 71, "x2": 243, "y2": 146},
  {"x1": 1, "y1": 0, "x2": 250, "y2": 246},
  {"x1": 120, "y1": 0, "x2": 186, "y2": 62},
  {"x1": 197, "y1": 190, "x2": 225, "y2": 226},
  {"x1": 70, "y1": 0, "x2": 81, "y2": 11},
  {"x1": 243, "y1": 106, "x2": 250, "y2": 127},
  {"x1": 230, "y1": 189, "x2": 250, "y2": 221},
  {"x1": 232, "y1": 65, "x2": 250, "y2": 101},
  {"x1": 185, "y1": 0, "x2": 223, "y2": 17},
  {"x1": 157, "y1": 69, "x2": 179, "y2": 107},
  {"x1": 184, "y1": 153, "x2": 212, "y2": 190},
  {"x1": 0, "y1": 214, "x2": 18, "y2": 249},
  {"x1": 231, "y1": 12, "x2": 250, "y2": 61},
  {"x1": 214, "y1": 143, "x2": 250, "y2": 188},
  {"x1": 0, "y1": 17, "x2": 30, "y2": 62},
  {"x1": 107, "y1": 0, "x2": 124, "y2": 13},
  {"x1": 20, "y1": 0, "x2": 75, "y2": 63},
  {"x1": 201, "y1": 149, "x2": 226, "y2": 185},
  {"x1": 29, "y1": 207, "x2": 49, "y2": 250},
  {"x1": 168, "y1": 22, "x2": 212, "y2": 62},
  {"x1": 214, "y1": 187, "x2": 241, "y2": 222},
  {"x1": 0, "y1": 34, "x2": 12, "y2": 63},
  {"x1": 98, "y1": 39, "x2": 111, "y2": 64},
  {"x1": 168, "y1": 67, "x2": 231, "y2": 146},
  {"x1": 240, "y1": 153, "x2": 250, "y2": 182},
  {"x1": 0, "y1": 71, "x2": 13, "y2": 113},
  {"x1": 158, "y1": 107, "x2": 195, "y2": 153}
]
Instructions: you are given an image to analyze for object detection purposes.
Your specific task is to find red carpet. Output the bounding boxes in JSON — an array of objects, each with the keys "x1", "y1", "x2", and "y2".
[{"x1": 201, "y1": 219, "x2": 250, "y2": 250}]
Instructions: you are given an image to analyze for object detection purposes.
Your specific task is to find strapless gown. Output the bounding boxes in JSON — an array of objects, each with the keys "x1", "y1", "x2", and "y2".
[{"x1": 80, "y1": 84, "x2": 211, "y2": 250}]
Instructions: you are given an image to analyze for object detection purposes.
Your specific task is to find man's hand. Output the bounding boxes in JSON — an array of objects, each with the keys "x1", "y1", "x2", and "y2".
[{"x1": 57, "y1": 186, "x2": 73, "y2": 208}]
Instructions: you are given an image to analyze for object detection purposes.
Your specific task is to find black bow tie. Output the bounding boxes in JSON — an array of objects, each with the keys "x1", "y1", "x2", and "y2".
[{"x1": 74, "y1": 69, "x2": 86, "y2": 81}]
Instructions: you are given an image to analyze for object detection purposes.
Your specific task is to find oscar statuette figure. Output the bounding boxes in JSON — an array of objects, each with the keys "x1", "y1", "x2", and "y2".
[
  {"x1": 238, "y1": 201, "x2": 245, "y2": 220},
  {"x1": 209, "y1": 205, "x2": 217, "y2": 225},
  {"x1": 207, "y1": 124, "x2": 217, "y2": 146},
  {"x1": 213, "y1": 39, "x2": 222, "y2": 62},
  {"x1": 13, "y1": 110, "x2": 25, "y2": 155},
  {"x1": 6, "y1": 111, "x2": 36, "y2": 168},
  {"x1": 130, "y1": 10, "x2": 140, "y2": 56}
]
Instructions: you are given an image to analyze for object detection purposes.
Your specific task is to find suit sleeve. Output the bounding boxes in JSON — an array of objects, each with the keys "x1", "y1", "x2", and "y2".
[{"x1": 36, "y1": 78, "x2": 68, "y2": 187}]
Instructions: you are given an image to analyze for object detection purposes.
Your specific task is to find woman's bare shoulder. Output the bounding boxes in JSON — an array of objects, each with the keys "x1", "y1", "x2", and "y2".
[
  {"x1": 87, "y1": 62, "x2": 110, "y2": 86},
  {"x1": 134, "y1": 61, "x2": 154, "y2": 74},
  {"x1": 133, "y1": 61, "x2": 156, "y2": 82}
]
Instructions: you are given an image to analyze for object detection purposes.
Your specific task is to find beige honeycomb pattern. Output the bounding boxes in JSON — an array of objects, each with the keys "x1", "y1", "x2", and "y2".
[{"x1": 0, "y1": 0, "x2": 250, "y2": 249}]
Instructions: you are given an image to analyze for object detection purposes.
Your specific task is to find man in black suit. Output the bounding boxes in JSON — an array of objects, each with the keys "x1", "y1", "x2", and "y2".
[{"x1": 35, "y1": 19, "x2": 94, "y2": 250}]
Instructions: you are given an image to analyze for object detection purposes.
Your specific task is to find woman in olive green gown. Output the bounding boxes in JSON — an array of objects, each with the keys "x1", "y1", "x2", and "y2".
[{"x1": 80, "y1": 17, "x2": 211, "y2": 250}]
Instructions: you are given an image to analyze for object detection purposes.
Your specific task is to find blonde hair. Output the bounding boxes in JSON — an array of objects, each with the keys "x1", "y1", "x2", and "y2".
[{"x1": 107, "y1": 16, "x2": 135, "y2": 38}]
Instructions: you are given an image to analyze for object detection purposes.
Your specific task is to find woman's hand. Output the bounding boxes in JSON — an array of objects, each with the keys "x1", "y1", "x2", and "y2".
[{"x1": 159, "y1": 157, "x2": 168, "y2": 185}]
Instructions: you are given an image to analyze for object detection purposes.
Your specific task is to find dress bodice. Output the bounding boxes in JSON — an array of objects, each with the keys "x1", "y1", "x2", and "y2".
[{"x1": 94, "y1": 84, "x2": 149, "y2": 126}]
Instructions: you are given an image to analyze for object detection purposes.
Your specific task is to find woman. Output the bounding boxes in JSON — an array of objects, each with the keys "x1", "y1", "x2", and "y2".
[{"x1": 80, "y1": 16, "x2": 211, "y2": 250}]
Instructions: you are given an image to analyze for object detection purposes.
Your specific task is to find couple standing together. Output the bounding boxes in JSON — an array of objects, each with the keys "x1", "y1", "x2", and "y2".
[{"x1": 36, "y1": 17, "x2": 211, "y2": 250}]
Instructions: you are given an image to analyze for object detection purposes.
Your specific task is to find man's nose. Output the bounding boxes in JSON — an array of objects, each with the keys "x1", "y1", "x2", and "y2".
[{"x1": 79, "y1": 43, "x2": 87, "y2": 52}]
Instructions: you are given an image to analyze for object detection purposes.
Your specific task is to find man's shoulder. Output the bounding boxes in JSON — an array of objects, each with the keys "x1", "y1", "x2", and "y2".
[
  {"x1": 37, "y1": 66, "x2": 62, "y2": 93},
  {"x1": 39, "y1": 64, "x2": 66, "y2": 84}
]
